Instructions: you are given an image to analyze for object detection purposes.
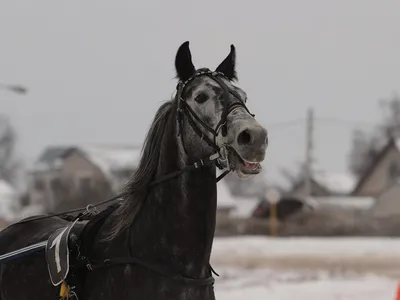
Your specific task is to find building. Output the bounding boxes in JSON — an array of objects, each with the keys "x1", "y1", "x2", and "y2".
[
  {"x1": 290, "y1": 171, "x2": 356, "y2": 197},
  {"x1": 27, "y1": 144, "x2": 141, "y2": 211},
  {"x1": 0, "y1": 179, "x2": 19, "y2": 224},
  {"x1": 350, "y1": 138, "x2": 400, "y2": 216},
  {"x1": 352, "y1": 138, "x2": 400, "y2": 196}
]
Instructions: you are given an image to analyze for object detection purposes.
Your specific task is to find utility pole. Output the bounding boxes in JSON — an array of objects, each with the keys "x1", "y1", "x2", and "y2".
[{"x1": 304, "y1": 107, "x2": 314, "y2": 198}]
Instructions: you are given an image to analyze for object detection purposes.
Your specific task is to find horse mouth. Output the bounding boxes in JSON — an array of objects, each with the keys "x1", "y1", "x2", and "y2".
[{"x1": 228, "y1": 148, "x2": 262, "y2": 179}]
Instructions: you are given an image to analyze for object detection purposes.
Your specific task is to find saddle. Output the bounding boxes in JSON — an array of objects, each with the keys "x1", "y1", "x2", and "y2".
[{"x1": 45, "y1": 204, "x2": 119, "y2": 299}]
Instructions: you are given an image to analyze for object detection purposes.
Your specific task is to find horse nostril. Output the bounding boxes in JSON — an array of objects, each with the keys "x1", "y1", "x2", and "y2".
[{"x1": 237, "y1": 129, "x2": 252, "y2": 145}]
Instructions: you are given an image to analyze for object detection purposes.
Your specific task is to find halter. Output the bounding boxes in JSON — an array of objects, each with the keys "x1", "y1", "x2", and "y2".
[{"x1": 175, "y1": 68, "x2": 254, "y2": 172}]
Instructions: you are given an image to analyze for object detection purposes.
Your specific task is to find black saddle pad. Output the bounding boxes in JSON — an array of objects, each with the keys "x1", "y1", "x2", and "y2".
[{"x1": 45, "y1": 219, "x2": 79, "y2": 286}]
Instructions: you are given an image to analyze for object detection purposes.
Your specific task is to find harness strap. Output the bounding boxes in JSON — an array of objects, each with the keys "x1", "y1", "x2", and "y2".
[
  {"x1": 77, "y1": 203, "x2": 218, "y2": 288},
  {"x1": 87, "y1": 257, "x2": 215, "y2": 286}
]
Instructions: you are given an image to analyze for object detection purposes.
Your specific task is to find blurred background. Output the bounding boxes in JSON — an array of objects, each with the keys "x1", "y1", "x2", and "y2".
[{"x1": 1, "y1": 0, "x2": 400, "y2": 299}]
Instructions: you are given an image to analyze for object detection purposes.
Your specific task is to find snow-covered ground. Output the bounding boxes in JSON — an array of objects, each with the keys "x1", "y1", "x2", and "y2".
[{"x1": 211, "y1": 237, "x2": 400, "y2": 300}]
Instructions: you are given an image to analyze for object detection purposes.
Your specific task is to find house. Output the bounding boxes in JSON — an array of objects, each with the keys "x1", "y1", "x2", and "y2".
[
  {"x1": 0, "y1": 179, "x2": 19, "y2": 223},
  {"x1": 251, "y1": 196, "x2": 316, "y2": 220},
  {"x1": 369, "y1": 179, "x2": 400, "y2": 217},
  {"x1": 28, "y1": 144, "x2": 141, "y2": 211},
  {"x1": 290, "y1": 171, "x2": 356, "y2": 197},
  {"x1": 352, "y1": 138, "x2": 400, "y2": 196}
]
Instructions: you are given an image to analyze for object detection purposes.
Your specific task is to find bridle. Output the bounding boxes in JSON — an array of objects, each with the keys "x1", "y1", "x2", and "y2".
[
  {"x1": 175, "y1": 68, "x2": 254, "y2": 175},
  {"x1": 15, "y1": 68, "x2": 255, "y2": 225}
]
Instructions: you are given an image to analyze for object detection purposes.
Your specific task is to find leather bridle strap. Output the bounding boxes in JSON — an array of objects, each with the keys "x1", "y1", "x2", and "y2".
[{"x1": 176, "y1": 69, "x2": 254, "y2": 162}]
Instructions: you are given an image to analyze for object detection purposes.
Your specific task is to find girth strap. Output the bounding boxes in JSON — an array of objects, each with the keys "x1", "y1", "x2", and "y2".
[{"x1": 87, "y1": 257, "x2": 216, "y2": 286}]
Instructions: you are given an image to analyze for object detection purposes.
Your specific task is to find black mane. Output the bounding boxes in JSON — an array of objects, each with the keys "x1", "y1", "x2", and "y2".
[{"x1": 105, "y1": 100, "x2": 176, "y2": 240}]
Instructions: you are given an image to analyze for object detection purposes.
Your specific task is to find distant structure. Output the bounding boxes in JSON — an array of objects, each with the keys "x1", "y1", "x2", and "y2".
[
  {"x1": 352, "y1": 138, "x2": 400, "y2": 216},
  {"x1": 289, "y1": 171, "x2": 356, "y2": 197},
  {"x1": 27, "y1": 145, "x2": 141, "y2": 212},
  {"x1": 0, "y1": 179, "x2": 19, "y2": 225},
  {"x1": 353, "y1": 138, "x2": 400, "y2": 196}
]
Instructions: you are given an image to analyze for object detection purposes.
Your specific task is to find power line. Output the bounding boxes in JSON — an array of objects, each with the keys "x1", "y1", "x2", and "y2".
[
  {"x1": 267, "y1": 117, "x2": 381, "y2": 131},
  {"x1": 267, "y1": 119, "x2": 304, "y2": 130},
  {"x1": 314, "y1": 117, "x2": 380, "y2": 128}
]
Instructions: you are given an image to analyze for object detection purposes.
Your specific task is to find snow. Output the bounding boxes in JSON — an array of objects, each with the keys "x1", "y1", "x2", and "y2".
[
  {"x1": 216, "y1": 271, "x2": 396, "y2": 300},
  {"x1": 231, "y1": 198, "x2": 259, "y2": 218},
  {"x1": 308, "y1": 196, "x2": 375, "y2": 210},
  {"x1": 216, "y1": 169, "x2": 260, "y2": 213},
  {"x1": 80, "y1": 145, "x2": 142, "y2": 177},
  {"x1": 216, "y1": 176, "x2": 260, "y2": 212},
  {"x1": 217, "y1": 180, "x2": 237, "y2": 209},
  {"x1": 314, "y1": 171, "x2": 357, "y2": 194},
  {"x1": 0, "y1": 180, "x2": 18, "y2": 221},
  {"x1": 211, "y1": 236, "x2": 400, "y2": 299},
  {"x1": 211, "y1": 236, "x2": 400, "y2": 257}
]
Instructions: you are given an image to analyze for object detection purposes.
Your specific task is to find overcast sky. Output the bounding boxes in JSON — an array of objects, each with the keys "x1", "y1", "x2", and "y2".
[{"x1": 1, "y1": 0, "x2": 399, "y2": 185}]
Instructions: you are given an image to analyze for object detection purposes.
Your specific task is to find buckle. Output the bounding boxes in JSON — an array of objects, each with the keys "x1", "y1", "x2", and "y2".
[
  {"x1": 217, "y1": 146, "x2": 230, "y2": 171},
  {"x1": 82, "y1": 205, "x2": 98, "y2": 219}
]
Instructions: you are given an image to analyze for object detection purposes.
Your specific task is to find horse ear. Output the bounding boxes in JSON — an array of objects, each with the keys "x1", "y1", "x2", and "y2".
[
  {"x1": 175, "y1": 41, "x2": 196, "y2": 82},
  {"x1": 215, "y1": 45, "x2": 237, "y2": 81}
]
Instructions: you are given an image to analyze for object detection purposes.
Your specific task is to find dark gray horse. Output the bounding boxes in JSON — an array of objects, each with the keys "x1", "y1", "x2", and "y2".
[{"x1": 0, "y1": 41, "x2": 268, "y2": 300}]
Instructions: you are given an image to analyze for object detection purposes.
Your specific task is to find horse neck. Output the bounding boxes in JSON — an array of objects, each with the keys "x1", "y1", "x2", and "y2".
[{"x1": 128, "y1": 123, "x2": 218, "y2": 278}]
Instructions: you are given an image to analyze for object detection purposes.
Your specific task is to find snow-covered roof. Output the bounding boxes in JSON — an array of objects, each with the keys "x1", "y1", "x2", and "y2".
[
  {"x1": 80, "y1": 145, "x2": 142, "y2": 178},
  {"x1": 215, "y1": 170, "x2": 260, "y2": 213},
  {"x1": 0, "y1": 180, "x2": 18, "y2": 221},
  {"x1": 231, "y1": 198, "x2": 260, "y2": 218},
  {"x1": 308, "y1": 196, "x2": 375, "y2": 210},
  {"x1": 31, "y1": 144, "x2": 142, "y2": 176},
  {"x1": 314, "y1": 171, "x2": 357, "y2": 194},
  {"x1": 217, "y1": 179, "x2": 237, "y2": 209}
]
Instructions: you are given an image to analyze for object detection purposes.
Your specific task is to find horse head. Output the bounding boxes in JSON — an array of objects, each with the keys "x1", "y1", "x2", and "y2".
[{"x1": 175, "y1": 41, "x2": 268, "y2": 179}]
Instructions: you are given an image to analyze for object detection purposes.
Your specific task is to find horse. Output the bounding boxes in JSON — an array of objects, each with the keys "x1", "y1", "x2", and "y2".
[{"x1": 0, "y1": 41, "x2": 268, "y2": 300}]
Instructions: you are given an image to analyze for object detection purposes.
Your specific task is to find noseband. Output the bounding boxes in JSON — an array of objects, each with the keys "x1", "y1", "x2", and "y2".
[{"x1": 175, "y1": 68, "x2": 254, "y2": 171}]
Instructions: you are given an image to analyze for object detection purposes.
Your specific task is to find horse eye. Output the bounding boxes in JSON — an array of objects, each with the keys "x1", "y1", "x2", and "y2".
[{"x1": 194, "y1": 93, "x2": 209, "y2": 103}]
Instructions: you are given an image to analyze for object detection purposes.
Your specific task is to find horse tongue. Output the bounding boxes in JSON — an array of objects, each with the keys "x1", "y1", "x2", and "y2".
[{"x1": 244, "y1": 161, "x2": 258, "y2": 169}]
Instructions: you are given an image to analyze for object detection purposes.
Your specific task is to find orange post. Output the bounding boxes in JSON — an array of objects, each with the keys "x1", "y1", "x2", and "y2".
[
  {"x1": 395, "y1": 282, "x2": 400, "y2": 300},
  {"x1": 269, "y1": 202, "x2": 277, "y2": 236}
]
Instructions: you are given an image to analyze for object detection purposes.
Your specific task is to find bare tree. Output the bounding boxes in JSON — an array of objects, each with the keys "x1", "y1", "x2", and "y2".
[{"x1": 348, "y1": 129, "x2": 380, "y2": 178}]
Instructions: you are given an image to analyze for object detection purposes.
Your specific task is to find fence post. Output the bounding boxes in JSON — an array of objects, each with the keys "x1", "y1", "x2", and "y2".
[{"x1": 267, "y1": 188, "x2": 280, "y2": 236}]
